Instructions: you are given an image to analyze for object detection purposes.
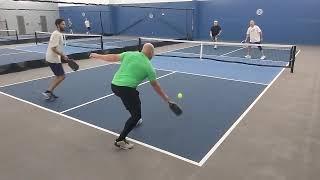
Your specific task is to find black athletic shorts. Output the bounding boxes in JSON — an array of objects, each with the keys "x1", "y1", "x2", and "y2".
[{"x1": 48, "y1": 63, "x2": 65, "y2": 76}]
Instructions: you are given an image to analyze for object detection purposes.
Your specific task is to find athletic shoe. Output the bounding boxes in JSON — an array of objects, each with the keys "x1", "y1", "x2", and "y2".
[
  {"x1": 260, "y1": 55, "x2": 266, "y2": 60},
  {"x1": 114, "y1": 139, "x2": 134, "y2": 150},
  {"x1": 51, "y1": 93, "x2": 59, "y2": 99},
  {"x1": 42, "y1": 91, "x2": 52, "y2": 100},
  {"x1": 245, "y1": 55, "x2": 251, "y2": 59},
  {"x1": 214, "y1": 45, "x2": 217, "y2": 49},
  {"x1": 136, "y1": 119, "x2": 143, "y2": 126}
]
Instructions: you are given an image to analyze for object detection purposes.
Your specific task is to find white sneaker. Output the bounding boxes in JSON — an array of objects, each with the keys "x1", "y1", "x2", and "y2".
[
  {"x1": 114, "y1": 139, "x2": 134, "y2": 150},
  {"x1": 260, "y1": 55, "x2": 266, "y2": 60},
  {"x1": 214, "y1": 45, "x2": 217, "y2": 49},
  {"x1": 245, "y1": 55, "x2": 251, "y2": 59},
  {"x1": 136, "y1": 119, "x2": 143, "y2": 126}
]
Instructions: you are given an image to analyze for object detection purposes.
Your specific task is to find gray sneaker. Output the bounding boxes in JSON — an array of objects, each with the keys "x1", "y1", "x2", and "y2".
[
  {"x1": 114, "y1": 139, "x2": 134, "y2": 150},
  {"x1": 42, "y1": 91, "x2": 52, "y2": 100}
]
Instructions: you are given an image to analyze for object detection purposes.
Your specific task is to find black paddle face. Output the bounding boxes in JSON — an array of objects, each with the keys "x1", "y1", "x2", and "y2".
[
  {"x1": 68, "y1": 60, "x2": 79, "y2": 71},
  {"x1": 169, "y1": 102, "x2": 183, "y2": 116}
]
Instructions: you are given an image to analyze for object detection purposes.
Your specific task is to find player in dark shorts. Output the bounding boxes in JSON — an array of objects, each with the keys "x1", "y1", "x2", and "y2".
[
  {"x1": 89, "y1": 43, "x2": 174, "y2": 150},
  {"x1": 42, "y1": 19, "x2": 69, "y2": 100},
  {"x1": 210, "y1": 20, "x2": 222, "y2": 49}
]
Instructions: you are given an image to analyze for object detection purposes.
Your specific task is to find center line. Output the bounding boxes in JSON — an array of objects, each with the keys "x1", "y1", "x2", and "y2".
[{"x1": 60, "y1": 71, "x2": 176, "y2": 113}]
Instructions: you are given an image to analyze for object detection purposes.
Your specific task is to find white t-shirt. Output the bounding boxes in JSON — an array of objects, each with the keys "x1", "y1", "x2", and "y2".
[
  {"x1": 85, "y1": 20, "x2": 90, "y2": 28},
  {"x1": 46, "y1": 30, "x2": 64, "y2": 63},
  {"x1": 246, "y1": 25, "x2": 262, "y2": 43}
]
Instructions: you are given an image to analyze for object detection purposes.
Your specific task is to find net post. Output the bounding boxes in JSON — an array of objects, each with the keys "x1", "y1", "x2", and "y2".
[
  {"x1": 35, "y1": 31, "x2": 38, "y2": 45},
  {"x1": 138, "y1": 38, "x2": 142, "y2": 52},
  {"x1": 200, "y1": 43, "x2": 203, "y2": 59},
  {"x1": 100, "y1": 35, "x2": 104, "y2": 50},
  {"x1": 290, "y1": 45, "x2": 297, "y2": 73},
  {"x1": 15, "y1": 29, "x2": 18, "y2": 41},
  {"x1": 63, "y1": 34, "x2": 67, "y2": 47}
]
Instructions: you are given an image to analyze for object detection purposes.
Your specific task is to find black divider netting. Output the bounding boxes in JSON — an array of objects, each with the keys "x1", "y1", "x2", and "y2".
[
  {"x1": 35, "y1": 31, "x2": 104, "y2": 50},
  {"x1": 139, "y1": 37, "x2": 297, "y2": 72}
]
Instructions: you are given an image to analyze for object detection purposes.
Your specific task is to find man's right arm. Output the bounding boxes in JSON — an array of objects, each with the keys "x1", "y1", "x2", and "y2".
[
  {"x1": 51, "y1": 47, "x2": 67, "y2": 60},
  {"x1": 245, "y1": 28, "x2": 250, "y2": 42},
  {"x1": 150, "y1": 80, "x2": 170, "y2": 103},
  {"x1": 89, "y1": 53, "x2": 121, "y2": 62}
]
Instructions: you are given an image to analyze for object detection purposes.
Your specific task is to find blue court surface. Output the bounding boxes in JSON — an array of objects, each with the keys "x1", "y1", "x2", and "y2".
[{"x1": 0, "y1": 51, "x2": 284, "y2": 165}]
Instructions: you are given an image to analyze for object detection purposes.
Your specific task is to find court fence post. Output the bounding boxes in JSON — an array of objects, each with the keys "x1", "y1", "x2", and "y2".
[{"x1": 291, "y1": 45, "x2": 297, "y2": 73}]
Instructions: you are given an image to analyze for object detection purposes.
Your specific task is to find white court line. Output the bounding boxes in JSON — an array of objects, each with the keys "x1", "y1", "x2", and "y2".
[
  {"x1": 0, "y1": 63, "x2": 115, "y2": 88},
  {"x1": 0, "y1": 48, "x2": 302, "y2": 167},
  {"x1": 198, "y1": 50, "x2": 301, "y2": 166},
  {"x1": 198, "y1": 68, "x2": 285, "y2": 166},
  {"x1": 155, "y1": 67, "x2": 268, "y2": 86},
  {"x1": 7, "y1": 46, "x2": 45, "y2": 54},
  {"x1": 0, "y1": 90, "x2": 200, "y2": 166},
  {"x1": 104, "y1": 39, "x2": 137, "y2": 44},
  {"x1": 60, "y1": 71, "x2": 176, "y2": 113},
  {"x1": 0, "y1": 51, "x2": 34, "y2": 56},
  {"x1": 168, "y1": 48, "x2": 286, "y2": 63},
  {"x1": 220, "y1": 47, "x2": 245, "y2": 56}
]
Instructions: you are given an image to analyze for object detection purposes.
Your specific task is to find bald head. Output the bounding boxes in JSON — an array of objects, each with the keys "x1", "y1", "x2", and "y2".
[{"x1": 142, "y1": 43, "x2": 155, "y2": 60}]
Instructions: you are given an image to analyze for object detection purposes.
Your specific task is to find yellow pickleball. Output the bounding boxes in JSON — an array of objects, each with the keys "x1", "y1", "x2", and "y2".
[{"x1": 177, "y1": 93, "x2": 183, "y2": 99}]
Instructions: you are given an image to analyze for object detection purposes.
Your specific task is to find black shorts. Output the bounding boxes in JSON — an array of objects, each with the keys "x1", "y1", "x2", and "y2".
[
  {"x1": 87, "y1": 27, "x2": 91, "y2": 30},
  {"x1": 49, "y1": 63, "x2": 65, "y2": 76},
  {"x1": 250, "y1": 42, "x2": 263, "y2": 51},
  {"x1": 211, "y1": 35, "x2": 218, "y2": 40},
  {"x1": 111, "y1": 84, "x2": 141, "y2": 115}
]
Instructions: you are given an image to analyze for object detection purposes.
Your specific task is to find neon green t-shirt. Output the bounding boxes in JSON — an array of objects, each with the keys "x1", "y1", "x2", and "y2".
[{"x1": 111, "y1": 51, "x2": 156, "y2": 88}]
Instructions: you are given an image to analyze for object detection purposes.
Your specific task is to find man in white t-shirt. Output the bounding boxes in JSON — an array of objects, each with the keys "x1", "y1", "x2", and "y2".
[
  {"x1": 244, "y1": 20, "x2": 266, "y2": 60},
  {"x1": 84, "y1": 18, "x2": 91, "y2": 34},
  {"x1": 42, "y1": 19, "x2": 69, "y2": 100}
]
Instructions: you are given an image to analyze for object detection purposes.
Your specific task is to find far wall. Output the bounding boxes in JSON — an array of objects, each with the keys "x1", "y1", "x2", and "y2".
[{"x1": 0, "y1": 1, "x2": 59, "y2": 34}]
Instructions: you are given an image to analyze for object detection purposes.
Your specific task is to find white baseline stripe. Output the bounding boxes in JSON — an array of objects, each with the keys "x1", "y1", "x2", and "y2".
[
  {"x1": 0, "y1": 51, "x2": 33, "y2": 56},
  {"x1": 7, "y1": 47, "x2": 45, "y2": 54},
  {"x1": 0, "y1": 90, "x2": 200, "y2": 166},
  {"x1": 60, "y1": 71, "x2": 176, "y2": 113}
]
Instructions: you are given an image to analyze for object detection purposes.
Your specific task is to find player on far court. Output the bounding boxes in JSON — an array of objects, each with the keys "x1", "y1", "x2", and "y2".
[
  {"x1": 210, "y1": 20, "x2": 222, "y2": 49},
  {"x1": 42, "y1": 19, "x2": 69, "y2": 100},
  {"x1": 84, "y1": 18, "x2": 91, "y2": 34},
  {"x1": 244, "y1": 20, "x2": 266, "y2": 60},
  {"x1": 89, "y1": 43, "x2": 174, "y2": 150}
]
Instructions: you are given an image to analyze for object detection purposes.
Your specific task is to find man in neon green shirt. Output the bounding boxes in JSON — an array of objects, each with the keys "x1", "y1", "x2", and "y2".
[{"x1": 90, "y1": 43, "x2": 172, "y2": 150}]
